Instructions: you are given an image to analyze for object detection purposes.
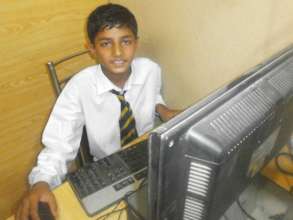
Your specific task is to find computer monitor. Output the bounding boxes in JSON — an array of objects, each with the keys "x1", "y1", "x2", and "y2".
[{"x1": 148, "y1": 45, "x2": 293, "y2": 220}]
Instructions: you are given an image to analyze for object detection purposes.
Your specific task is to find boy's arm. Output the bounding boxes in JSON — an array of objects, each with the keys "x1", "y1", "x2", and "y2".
[
  {"x1": 16, "y1": 80, "x2": 84, "y2": 220},
  {"x1": 155, "y1": 103, "x2": 182, "y2": 122},
  {"x1": 29, "y1": 80, "x2": 84, "y2": 188}
]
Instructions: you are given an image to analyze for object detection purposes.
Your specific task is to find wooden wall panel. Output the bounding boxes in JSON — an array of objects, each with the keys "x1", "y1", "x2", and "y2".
[{"x1": 0, "y1": 1, "x2": 106, "y2": 219}]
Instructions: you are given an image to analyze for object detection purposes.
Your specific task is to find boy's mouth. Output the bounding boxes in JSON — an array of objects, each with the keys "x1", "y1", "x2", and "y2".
[{"x1": 112, "y1": 59, "x2": 127, "y2": 66}]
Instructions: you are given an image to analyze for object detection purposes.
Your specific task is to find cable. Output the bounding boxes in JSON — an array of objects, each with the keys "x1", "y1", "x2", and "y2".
[
  {"x1": 274, "y1": 152, "x2": 293, "y2": 177},
  {"x1": 95, "y1": 208, "x2": 126, "y2": 220},
  {"x1": 95, "y1": 200, "x2": 126, "y2": 220},
  {"x1": 236, "y1": 199, "x2": 257, "y2": 220}
]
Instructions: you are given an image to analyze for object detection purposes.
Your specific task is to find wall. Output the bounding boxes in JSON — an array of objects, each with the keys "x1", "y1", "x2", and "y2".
[
  {"x1": 0, "y1": 1, "x2": 106, "y2": 219},
  {"x1": 112, "y1": 0, "x2": 293, "y2": 108}
]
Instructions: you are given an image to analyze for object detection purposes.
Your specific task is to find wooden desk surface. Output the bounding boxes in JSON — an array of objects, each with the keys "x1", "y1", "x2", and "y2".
[
  {"x1": 7, "y1": 182, "x2": 128, "y2": 220},
  {"x1": 7, "y1": 134, "x2": 149, "y2": 220}
]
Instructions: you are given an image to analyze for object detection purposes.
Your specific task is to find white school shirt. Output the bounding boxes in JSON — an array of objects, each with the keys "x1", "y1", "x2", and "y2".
[{"x1": 29, "y1": 57, "x2": 165, "y2": 188}]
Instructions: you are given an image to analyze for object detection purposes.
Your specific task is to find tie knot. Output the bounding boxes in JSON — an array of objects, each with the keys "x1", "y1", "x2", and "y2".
[
  {"x1": 111, "y1": 89, "x2": 126, "y2": 101},
  {"x1": 110, "y1": 89, "x2": 126, "y2": 95}
]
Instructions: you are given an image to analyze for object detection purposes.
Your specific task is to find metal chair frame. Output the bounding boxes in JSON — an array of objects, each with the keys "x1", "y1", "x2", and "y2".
[{"x1": 47, "y1": 50, "x2": 92, "y2": 167}]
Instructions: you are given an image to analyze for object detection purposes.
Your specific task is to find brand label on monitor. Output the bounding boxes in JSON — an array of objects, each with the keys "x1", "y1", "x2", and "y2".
[{"x1": 247, "y1": 127, "x2": 280, "y2": 178}]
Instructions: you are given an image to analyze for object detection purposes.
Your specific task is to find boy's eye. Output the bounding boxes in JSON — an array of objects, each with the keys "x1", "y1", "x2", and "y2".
[
  {"x1": 122, "y1": 39, "x2": 132, "y2": 45},
  {"x1": 100, "y1": 41, "x2": 111, "y2": 47}
]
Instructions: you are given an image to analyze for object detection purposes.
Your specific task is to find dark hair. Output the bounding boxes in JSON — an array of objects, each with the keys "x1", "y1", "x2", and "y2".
[{"x1": 87, "y1": 3, "x2": 138, "y2": 44}]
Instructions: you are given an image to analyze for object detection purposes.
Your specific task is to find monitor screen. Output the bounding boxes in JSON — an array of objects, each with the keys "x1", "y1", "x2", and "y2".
[{"x1": 148, "y1": 45, "x2": 293, "y2": 220}]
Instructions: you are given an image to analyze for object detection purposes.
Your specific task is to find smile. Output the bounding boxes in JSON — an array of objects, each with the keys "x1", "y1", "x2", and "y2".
[{"x1": 112, "y1": 59, "x2": 126, "y2": 65}]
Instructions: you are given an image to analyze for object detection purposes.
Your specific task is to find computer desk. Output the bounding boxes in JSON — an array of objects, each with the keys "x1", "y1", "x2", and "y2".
[
  {"x1": 7, "y1": 136, "x2": 292, "y2": 220},
  {"x1": 7, "y1": 134, "x2": 149, "y2": 220}
]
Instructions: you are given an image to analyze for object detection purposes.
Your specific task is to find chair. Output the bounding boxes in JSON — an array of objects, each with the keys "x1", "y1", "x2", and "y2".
[{"x1": 47, "y1": 50, "x2": 93, "y2": 167}]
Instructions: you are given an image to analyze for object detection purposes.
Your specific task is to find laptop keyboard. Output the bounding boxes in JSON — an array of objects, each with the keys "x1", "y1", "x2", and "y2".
[{"x1": 67, "y1": 140, "x2": 148, "y2": 216}]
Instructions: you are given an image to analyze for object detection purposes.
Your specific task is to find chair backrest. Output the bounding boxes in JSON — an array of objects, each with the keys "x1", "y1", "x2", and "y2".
[
  {"x1": 47, "y1": 50, "x2": 93, "y2": 167},
  {"x1": 47, "y1": 50, "x2": 90, "y2": 95}
]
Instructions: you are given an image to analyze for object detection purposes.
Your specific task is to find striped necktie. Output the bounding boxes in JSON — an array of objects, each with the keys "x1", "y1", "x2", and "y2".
[{"x1": 111, "y1": 89, "x2": 138, "y2": 146}]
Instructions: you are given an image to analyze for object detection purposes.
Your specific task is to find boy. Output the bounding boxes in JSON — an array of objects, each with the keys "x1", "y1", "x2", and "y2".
[{"x1": 16, "y1": 3, "x2": 179, "y2": 220}]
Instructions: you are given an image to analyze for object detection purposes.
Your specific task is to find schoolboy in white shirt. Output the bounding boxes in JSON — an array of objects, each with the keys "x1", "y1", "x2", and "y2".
[{"x1": 16, "y1": 3, "x2": 179, "y2": 220}]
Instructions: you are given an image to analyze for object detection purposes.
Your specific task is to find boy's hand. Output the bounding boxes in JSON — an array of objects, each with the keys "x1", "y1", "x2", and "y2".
[
  {"x1": 16, "y1": 182, "x2": 57, "y2": 220},
  {"x1": 155, "y1": 104, "x2": 182, "y2": 122}
]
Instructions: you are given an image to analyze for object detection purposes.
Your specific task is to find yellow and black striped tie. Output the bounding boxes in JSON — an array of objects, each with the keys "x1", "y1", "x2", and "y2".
[{"x1": 111, "y1": 89, "x2": 138, "y2": 146}]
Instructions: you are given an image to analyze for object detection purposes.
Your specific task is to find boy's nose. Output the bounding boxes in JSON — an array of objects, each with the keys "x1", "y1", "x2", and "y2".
[{"x1": 113, "y1": 44, "x2": 122, "y2": 56}]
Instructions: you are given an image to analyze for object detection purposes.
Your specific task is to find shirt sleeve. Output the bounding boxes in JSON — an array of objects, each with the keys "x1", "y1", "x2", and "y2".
[
  {"x1": 29, "y1": 79, "x2": 84, "y2": 189},
  {"x1": 155, "y1": 64, "x2": 166, "y2": 105}
]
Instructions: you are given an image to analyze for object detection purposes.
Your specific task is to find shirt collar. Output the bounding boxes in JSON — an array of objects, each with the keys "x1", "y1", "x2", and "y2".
[{"x1": 95, "y1": 61, "x2": 143, "y2": 96}]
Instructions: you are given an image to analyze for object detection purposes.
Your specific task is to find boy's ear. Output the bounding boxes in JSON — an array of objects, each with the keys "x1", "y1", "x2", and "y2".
[{"x1": 85, "y1": 42, "x2": 97, "y2": 60}]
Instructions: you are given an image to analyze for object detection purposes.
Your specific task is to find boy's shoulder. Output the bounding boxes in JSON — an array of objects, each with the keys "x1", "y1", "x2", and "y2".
[
  {"x1": 131, "y1": 58, "x2": 161, "y2": 84},
  {"x1": 133, "y1": 57, "x2": 160, "y2": 70},
  {"x1": 71, "y1": 64, "x2": 98, "y2": 80},
  {"x1": 65, "y1": 64, "x2": 98, "y2": 90}
]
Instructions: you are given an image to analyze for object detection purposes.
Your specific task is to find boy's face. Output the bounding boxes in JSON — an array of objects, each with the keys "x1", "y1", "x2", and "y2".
[{"x1": 89, "y1": 26, "x2": 138, "y2": 77}]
